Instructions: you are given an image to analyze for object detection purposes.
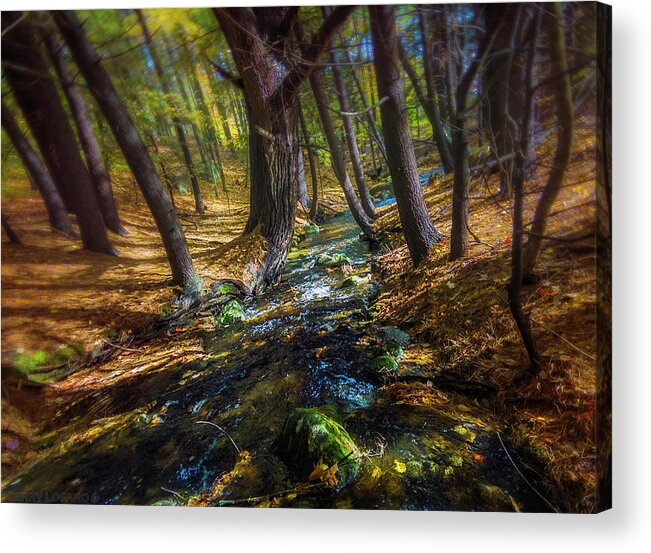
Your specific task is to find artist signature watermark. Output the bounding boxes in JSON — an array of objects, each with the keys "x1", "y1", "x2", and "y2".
[{"x1": 4, "y1": 491, "x2": 101, "y2": 504}]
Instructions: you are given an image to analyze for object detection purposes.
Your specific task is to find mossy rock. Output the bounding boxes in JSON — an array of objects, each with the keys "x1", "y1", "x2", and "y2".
[
  {"x1": 212, "y1": 282, "x2": 238, "y2": 296},
  {"x1": 216, "y1": 299, "x2": 246, "y2": 326},
  {"x1": 315, "y1": 252, "x2": 350, "y2": 268},
  {"x1": 339, "y1": 275, "x2": 365, "y2": 289},
  {"x1": 272, "y1": 406, "x2": 361, "y2": 488},
  {"x1": 303, "y1": 223, "x2": 320, "y2": 235},
  {"x1": 370, "y1": 353, "x2": 399, "y2": 376}
]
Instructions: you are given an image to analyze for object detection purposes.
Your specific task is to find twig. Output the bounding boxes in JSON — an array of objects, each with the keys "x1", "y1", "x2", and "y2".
[
  {"x1": 529, "y1": 317, "x2": 596, "y2": 362},
  {"x1": 100, "y1": 339, "x2": 143, "y2": 354},
  {"x1": 196, "y1": 420, "x2": 241, "y2": 453},
  {"x1": 160, "y1": 486, "x2": 185, "y2": 503},
  {"x1": 497, "y1": 431, "x2": 559, "y2": 513}
]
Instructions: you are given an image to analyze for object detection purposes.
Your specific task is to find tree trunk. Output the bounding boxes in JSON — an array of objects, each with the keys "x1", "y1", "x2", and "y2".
[
  {"x1": 449, "y1": 114, "x2": 470, "y2": 261},
  {"x1": 507, "y1": 10, "x2": 542, "y2": 375},
  {"x1": 522, "y1": 3, "x2": 574, "y2": 278},
  {"x1": 369, "y1": 5, "x2": 440, "y2": 266},
  {"x1": 310, "y1": 68, "x2": 375, "y2": 240},
  {"x1": 1, "y1": 101, "x2": 75, "y2": 237},
  {"x1": 43, "y1": 31, "x2": 127, "y2": 235},
  {"x1": 298, "y1": 100, "x2": 319, "y2": 221},
  {"x1": 327, "y1": 41, "x2": 375, "y2": 219},
  {"x1": 55, "y1": 10, "x2": 199, "y2": 291},
  {"x1": 213, "y1": 6, "x2": 355, "y2": 288},
  {"x1": 448, "y1": 12, "x2": 499, "y2": 262},
  {"x1": 417, "y1": 6, "x2": 454, "y2": 173},
  {"x1": 1, "y1": 214, "x2": 22, "y2": 245},
  {"x1": 338, "y1": 38, "x2": 386, "y2": 161},
  {"x1": 136, "y1": 10, "x2": 204, "y2": 214},
  {"x1": 183, "y1": 43, "x2": 227, "y2": 193},
  {"x1": 2, "y1": 12, "x2": 115, "y2": 256}
]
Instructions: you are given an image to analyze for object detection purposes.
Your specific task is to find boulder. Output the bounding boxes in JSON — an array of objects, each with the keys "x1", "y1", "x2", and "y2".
[{"x1": 272, "y1": 406, "x2": 361, "y2": 488}]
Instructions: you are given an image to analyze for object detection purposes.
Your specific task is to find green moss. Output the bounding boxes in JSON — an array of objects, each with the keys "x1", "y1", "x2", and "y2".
[
  {"x1": 370, "y1": 353, "x2": 399, "y2": 376},
  {"x1": 272, "y1": 406, "x2": 361, "y2": 488},
  {"x1": 12, "y1": 350, "x2": 49, "y2": 375},
  {"x1": 315, "y1": 252, "x2": 350, "y2": 268},
  {"x1": 216, "y1": 299, "x2": 246, "y2": 326},
  {"x1": 215, "y1": 282, "x2": 238, "y2": 296},
  {"x1": 304, "y1": 223, "x2": 320, "y2": 235}
]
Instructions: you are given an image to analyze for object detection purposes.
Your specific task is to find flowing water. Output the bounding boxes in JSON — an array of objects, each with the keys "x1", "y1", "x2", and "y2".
[{"x1": 3, "y1": 200, "x2": 550, "y2": 511}]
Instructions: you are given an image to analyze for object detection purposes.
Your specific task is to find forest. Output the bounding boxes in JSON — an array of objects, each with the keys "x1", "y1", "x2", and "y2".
[{"x1": 1, "y1": 3, "x2": 610, "y2": 513}]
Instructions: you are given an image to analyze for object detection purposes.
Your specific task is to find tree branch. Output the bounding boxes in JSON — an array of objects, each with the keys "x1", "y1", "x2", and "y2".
[
  {"x1": 207, "y1": 59, "x2": 244, "y2": 90},
  {"x1": 282, "y1": 5, "x2": 355, "y2": 95}
]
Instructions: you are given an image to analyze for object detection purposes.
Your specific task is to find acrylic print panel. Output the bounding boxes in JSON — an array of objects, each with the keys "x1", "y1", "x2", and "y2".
[{"x1": 1, "y1": 2, "x2": 611, "y2": 513}]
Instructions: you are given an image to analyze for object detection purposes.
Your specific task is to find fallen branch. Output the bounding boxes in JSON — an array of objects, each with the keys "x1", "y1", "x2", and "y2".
[{"x1": 497, "y1": 431, "x2": 559, "y2": 513}]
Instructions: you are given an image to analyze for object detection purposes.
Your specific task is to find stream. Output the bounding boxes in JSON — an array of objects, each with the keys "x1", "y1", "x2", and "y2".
[{"x1": 3, "y1": 194, "x2": 549, "y2": 511}]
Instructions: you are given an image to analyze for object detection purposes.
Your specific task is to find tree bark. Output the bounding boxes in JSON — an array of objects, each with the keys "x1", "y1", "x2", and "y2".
[
  {"x1": 417, "y1": 5, "x2": 454, "y2": 172},
  {"x1": 136, "y1": 10, "x2": 204, "y2": 214},
  {"x1": 213, "y1": 6, "x2": 355, "y2": 288},
  {"x1": 369, "y1": 5, "x2": 440, "y2": 266},
  {"x1": 448, "y1": 12, "x2": 499, "y2": 261},
  {"x1": 2, "y1": 12, "x2": 115, "y2": 255},
  {"x1": 507, "y1": 10, "x2": 542, "y2": 375},
  {"x1": 325, "y1": 7, "x2": 375, "y2": 219},
  {"x1": 310, "y1": 68, "x2": 375, "y2": 240},
  {"x1": 43, "y1": 30, "x2": 127, "y2": 235},
  {"x1": 298, "y1": 100, "x2": 319, "y2": 221},
  {"x1": 1, "y1": 101, "x2": 75, "y2": 237},
  {"x1": 55, "y1": 10, "x2": 199, "y2": 291},
  {"x1": 522, "y1": 3, "x2": 574, "y2": 278}
]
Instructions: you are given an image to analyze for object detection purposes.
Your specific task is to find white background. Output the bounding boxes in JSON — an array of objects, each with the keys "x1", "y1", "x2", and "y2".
[{"x1": 1, "y1": 0, "x2": 649, "y2": 551}]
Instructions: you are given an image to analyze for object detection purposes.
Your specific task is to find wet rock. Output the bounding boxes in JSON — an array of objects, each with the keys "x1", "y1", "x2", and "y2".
[
  {"x1": 272, "y1": 406, "x2": 361, "y2": 488},
  {"x1": 315, "y1": 252, "x2": 351, "y2": 268},
  {"x1": 370, "y1": 353, "x2": 399, "y2": 376},
  {"x1": 216, "y1": 299, "x2": 246, "y2": 326},
  {"x1": 340, "y1": 275, "x2": 365, "y2": 288},
  {"x1": 304, "y1": 223, "x2": 320, "y2": 235}
]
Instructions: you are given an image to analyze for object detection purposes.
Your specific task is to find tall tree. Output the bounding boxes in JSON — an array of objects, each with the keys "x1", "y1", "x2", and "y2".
[
  {"x1": 310, "y1": 67, "x2": 375, "y2": 240},
  {"x1": 482, "y1": 4, "x2": 526, "y2": 197},
  {"x1": 325, "y1": 6, "x2": 375, "y2": 219},
  {"x1": 417, "y1": 5, "x2": 454, "y2": 172},
  {"x1": 369, "y1": 4, "x2": 440, "y2": 266},
  {"x1": 212, "y1": 6, "x2": 355, "y2": 288},
  {"x1": 298, "y1": 99, "x2": 319, "y2": 221},
  {"x1": 136, "y1": 9, "x2": 204, "y2": 214},
  {"x1": 1, "y1": 101, "x2": 75, "y2": 237},
  {"x1": 448, "y1": 9, "x2": 499, "y2": 261},
  {"x1": 54, "y1": 10, "x2": 199, "y2": 291},
  {"x1": 43, "y1": 30, "x2": 127, "y2": 235},
  {"x1": 506, "y1": 8, "x2": 542, "y2": 375},
  {"x1": 522, "y1": 3, "x2": 574, "y2": 278},
  {"x1": 2, "y1": 12, "x2": 115, "y2": 255}
]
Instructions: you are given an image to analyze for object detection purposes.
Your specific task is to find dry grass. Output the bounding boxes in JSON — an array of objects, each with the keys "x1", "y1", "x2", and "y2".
[{"x1": 373, "y1": 124, "x2": 599, "y2": 512}]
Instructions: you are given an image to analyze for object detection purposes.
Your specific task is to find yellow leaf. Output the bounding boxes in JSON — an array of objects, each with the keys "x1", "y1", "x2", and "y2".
[{"x1": 394, "y1": 460, "x2": 407, "y2": 473}]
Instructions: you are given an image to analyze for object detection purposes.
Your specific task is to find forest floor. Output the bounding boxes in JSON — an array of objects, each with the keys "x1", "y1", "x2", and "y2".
[
  {"x1": 2, "y1": 126, "x2": 597, "y2": 511},
  {"x1": 1, "y1": 169, "x2": 347, "y2": 364},
  {"x1": 372, "y1": 127, "x2": 598, "y2": 512}
]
